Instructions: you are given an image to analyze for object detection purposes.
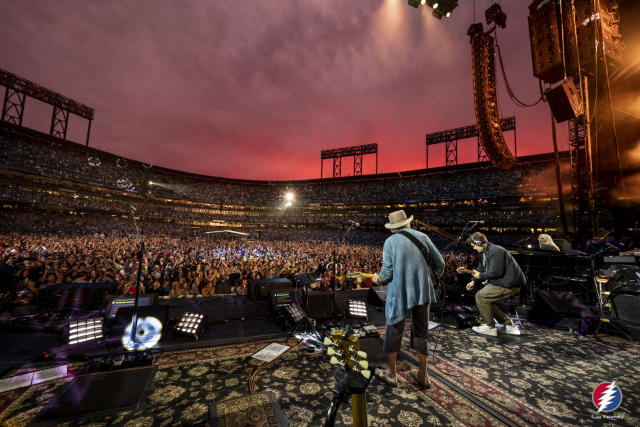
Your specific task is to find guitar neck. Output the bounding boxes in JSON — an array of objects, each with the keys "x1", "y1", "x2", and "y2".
[
  {"x1": 457, "y1": 268, "x2": 474, "y2": 275},
  {"x1": 347, "y1": 272, "x2": 376, "y2": 279}
]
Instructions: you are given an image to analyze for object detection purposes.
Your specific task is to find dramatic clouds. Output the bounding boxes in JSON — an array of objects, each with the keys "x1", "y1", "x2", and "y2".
[{"x1": 0, "y1": 0, "x2": 563, "y2": 180}]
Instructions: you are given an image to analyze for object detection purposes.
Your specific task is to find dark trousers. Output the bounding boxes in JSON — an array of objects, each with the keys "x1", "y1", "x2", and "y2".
[
  {"x1": 475, "y1": 284, "x2": 520, "y2": 327},
  {"x1": 384, "y1": 303, "x2": 430, "y2": 355}
]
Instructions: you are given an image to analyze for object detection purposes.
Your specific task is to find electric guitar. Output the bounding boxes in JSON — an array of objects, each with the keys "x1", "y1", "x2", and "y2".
[
  {"x1": 323, "y1": 328, "x2": 371, "y2": 427},
  {"x1": 456, "y1": 267, "x2": 476, "y2": 276}
]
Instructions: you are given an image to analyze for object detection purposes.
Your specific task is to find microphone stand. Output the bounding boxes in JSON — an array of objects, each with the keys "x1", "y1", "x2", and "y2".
[
  {"x1": 444, "y1": 221, "x2": 481, "y2": 251},
  {"x1": 331, "y1": 223, "x2": 356, "y2": 318},
  {"x1": 129, "y1": 206, "x2": 146, "y2": 347}
]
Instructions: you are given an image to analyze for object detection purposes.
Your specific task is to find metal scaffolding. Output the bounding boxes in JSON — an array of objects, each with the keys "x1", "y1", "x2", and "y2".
[
  {"x1": 321, "y1": 143, "x2": 378, "y2": 178},
  {"x1": 426, "y1": 116, "x2": 516, "y2": 168},
  {"x1": 0, "y1": 68, "x2": 95, "y2": 145}
]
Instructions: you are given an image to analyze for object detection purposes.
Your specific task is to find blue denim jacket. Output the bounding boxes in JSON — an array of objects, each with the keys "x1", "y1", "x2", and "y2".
[{"x1": 378, "y1": 228, "x2": 445, "y2": 325}]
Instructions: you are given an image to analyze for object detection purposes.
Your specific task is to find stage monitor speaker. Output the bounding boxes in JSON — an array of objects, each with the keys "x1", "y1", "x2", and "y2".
[
  {"x1": 35, "y1": 367, "x2": 156, "y2": 423},
  {"x1": 39, "y1": 282, "x2": 116, "y2": 310},
  {"x1": 248, "y1": 278, "x2": 291, "y2": 301},
  {"x1": 529, "y1": 290, "x2": 597, "y2": 332},
  {"x1": 305, "y1": 291, "x2": 333, "y2": 320},
  {"x1": 109, "y1": 305, "x2": 170, "y2": 339},
  {"x1": 546, "y1": 79, "x2": 583, "y2": 123},
  {"x1": 611, "y1": 293, "x2": 640, "y2": 341}
]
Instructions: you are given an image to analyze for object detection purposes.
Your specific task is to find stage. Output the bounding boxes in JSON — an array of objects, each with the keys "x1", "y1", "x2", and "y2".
[{"x1": 0, "y1": 320, "x2": 638, "y2": 426}]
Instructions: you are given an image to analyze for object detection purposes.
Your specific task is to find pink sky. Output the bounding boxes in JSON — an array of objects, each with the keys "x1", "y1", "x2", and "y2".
[{"x1": 0, "y1": 0, "x2": 570, "y2": 180}]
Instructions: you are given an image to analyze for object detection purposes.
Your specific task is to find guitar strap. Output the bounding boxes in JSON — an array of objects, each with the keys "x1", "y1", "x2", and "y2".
[{"x1": 398, "y1": 230, "x2": 442, "y2": 290}]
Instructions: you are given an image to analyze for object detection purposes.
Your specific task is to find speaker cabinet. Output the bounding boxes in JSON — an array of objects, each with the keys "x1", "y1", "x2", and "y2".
[
  {"x1": 305, "y1": 292, "x2": 333, "y2": 320},
  {"x1": 546, "y1": 79, "x2": 583, "y2": 123},
  {"x1": 529, "y1": 290, "x2": 597, "y2": 331}
]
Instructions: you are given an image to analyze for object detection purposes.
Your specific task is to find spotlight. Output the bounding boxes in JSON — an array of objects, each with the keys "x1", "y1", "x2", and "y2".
[
  {"x1": 285, "y1": 192, "x2": 294, "y2": 202},
  {"x1": 285, "y1": 201, "x2": 292, "y2": 208},
  {"x1": 68, "y1": 317, "x2": 103, "y2": 344},
  {"x1": 428, "y1": 0, "x2": 457, "y2": 19},
  {"x1": 420, "y1": 0, "x2": 426, "y2": 4},
  {"x1": 348, "y1": 299, "x2": 368, "y2": 320},
  {"x1": 122, "y1": 316, "x2": 163, "y2": 351},
  {"x1": 174, "y1": 312, "x2": 207, "y2": 340},
  {"x1": 148, "y1": 181, "x2": 153, "y2": 185}
]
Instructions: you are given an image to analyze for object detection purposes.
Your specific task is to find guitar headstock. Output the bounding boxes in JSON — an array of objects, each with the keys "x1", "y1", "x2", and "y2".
[{"x1": 323, "y1": 330, "x2": 370, "y2": 380}]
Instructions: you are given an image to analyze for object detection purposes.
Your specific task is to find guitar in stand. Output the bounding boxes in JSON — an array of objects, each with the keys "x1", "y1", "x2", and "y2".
[{"x1": 323, "y1": 327, "x2": 371, "y2": 427}]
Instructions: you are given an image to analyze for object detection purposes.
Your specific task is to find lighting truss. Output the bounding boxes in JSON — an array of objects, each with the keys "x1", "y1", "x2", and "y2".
[
  {"x1": 174, "y1": 312, "x2": 207, "y2": 340},
  {"x1": 68, "y1": 317, "x2": 103, "y2": 345},
  {"x1": 348, "y1": 299, "x2": 368, "y2": 320}
]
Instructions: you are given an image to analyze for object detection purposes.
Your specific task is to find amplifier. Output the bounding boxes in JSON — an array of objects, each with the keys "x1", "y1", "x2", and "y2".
[{"x1": 606, "y1": 265, "x2": 640, "y2": 294}]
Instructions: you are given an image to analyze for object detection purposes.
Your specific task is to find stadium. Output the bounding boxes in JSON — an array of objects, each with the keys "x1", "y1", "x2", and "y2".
[{"x1": 0, "y1": 1, "x2": 639, "y2": 426}]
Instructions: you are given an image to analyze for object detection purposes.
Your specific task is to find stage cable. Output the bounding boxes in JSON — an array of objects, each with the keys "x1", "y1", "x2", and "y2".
[
  {"x1": 248, "y1": 340, "x2": 304, "y2": 394},
  {"x1": 494, "y1": 33, "x2": 543, "y2": 108}
]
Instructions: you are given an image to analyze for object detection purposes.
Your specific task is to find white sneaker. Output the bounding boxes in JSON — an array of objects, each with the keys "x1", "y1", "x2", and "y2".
[
  {"x1": 472, "y1": 324, "x2": 497, "y2": 336},
  {"x1": 504, "y1": 324, "x2": 521, "y2": 335}
]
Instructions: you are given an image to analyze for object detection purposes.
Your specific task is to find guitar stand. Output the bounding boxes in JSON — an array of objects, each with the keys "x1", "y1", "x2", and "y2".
[{"x1": 324, "y1": 367, "x2": 371, "y2": 427}]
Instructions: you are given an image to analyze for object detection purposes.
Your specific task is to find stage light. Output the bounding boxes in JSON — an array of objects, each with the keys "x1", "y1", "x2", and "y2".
[
  {"x1": 427, "y1": 0, "x2": 457, "y2": 19},
  {"x1": 122, "y1": 316, "x2": 163, "y2": 351},
  {"x1": 174, "y1": 312, "x2": 206, "y2": 340},
  {"x1": 348, "y1": 299, "x2": 368, "y2": 320},
  {"x1": 420, "y1": 0, "x2": 426, "y2": 5},
  {"x1": 68, "y1": 317, "x2": 103, "y2": 344},
  {"x1": 285, "y1": 192, "x2": 294, "y2": 202},
  {"x1": 285, "y1": 201, "x2": 292, "y2": 207}
]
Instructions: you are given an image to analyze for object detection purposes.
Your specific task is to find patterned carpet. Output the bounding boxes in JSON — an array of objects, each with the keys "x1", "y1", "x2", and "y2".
[
  {"x1": 397, "y1": 322, "x2": 640, "y2": 427},
  {"x1": 0, "y1": 325, "x2": 638, "y2": 426},
  {"x1": 0, "y1": 337, "x2": 470, "y2": 426}
]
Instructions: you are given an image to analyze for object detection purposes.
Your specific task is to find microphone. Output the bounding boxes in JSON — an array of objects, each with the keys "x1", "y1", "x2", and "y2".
[
  {"x1": 348, "y1": 220, "x2": 360, "y2": 227},
  {"x1": 469, "y1": 220, "x2": 485, "y2": 224}
]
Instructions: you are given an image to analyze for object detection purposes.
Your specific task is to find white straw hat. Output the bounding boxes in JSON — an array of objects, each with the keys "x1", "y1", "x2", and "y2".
[{"x1": 384, "y1": 210, "x2": 413, "y2": 230}]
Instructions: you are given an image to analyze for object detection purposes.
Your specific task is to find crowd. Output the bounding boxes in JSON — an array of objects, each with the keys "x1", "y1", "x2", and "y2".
[
  {"x1": 0, "y1": 128, "x2": 569, "y2": 310},
  {"x1": 0, "y1": 218, "x2": 494, "y2": 308},
  {"x1": 1, "y1": 131, "x2": 565, "y2": 209}
]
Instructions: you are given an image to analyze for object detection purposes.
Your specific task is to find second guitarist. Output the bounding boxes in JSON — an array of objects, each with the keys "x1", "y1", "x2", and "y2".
[
  {"x1": 373, "y1": 210, "x2": 444, "y2": 389},
  {"x1": 464, "y1": 232, "x2": 526, "y2": 337}
]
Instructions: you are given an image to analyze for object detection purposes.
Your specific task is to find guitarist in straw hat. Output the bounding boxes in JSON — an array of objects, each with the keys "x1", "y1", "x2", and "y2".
[{"x1": 373, "y1": 210, "x2": 444, "y2": 389}]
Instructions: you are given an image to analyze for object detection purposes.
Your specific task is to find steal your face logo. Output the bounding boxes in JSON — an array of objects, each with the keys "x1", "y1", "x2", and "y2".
[{"x1": 592, "y1": 382, "x2": 622, "y2": 413}]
